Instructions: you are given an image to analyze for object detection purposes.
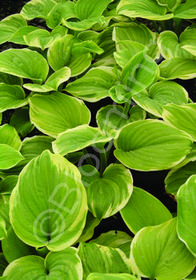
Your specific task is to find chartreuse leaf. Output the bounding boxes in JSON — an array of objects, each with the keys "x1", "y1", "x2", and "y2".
[
  {"x1": 0, "y1": 217, "x2": 6, "y2": 241},
  {"x1": 0, "y1": 14, "x2": 27, "y2": 45},
  {"x1": 174, "y1": 0, "x2": 196, "y2": 19},
  {"x1": 0, "y1": 49, "x2": 49, "y2": 83},
  {"x1": 163, "y1": 103, "x2": 196, "y2": 141},
  {"x1": 80, "y1": 164, "x2": 133, "y2": 220},
  {"x1": 66, "y1": 66, "x2": 117, "y2": 102},
  {"x1": 114, "y1": 120, "x2": 193, "y2": 171},
  {"x1": 78, "y1": 242, "x2": 131, "y2": 279},
  {"x1": 158, "y1": 31, "x2": 195, "y2": 59},
  {"x1": 9, "y1": 26, "x2": 38, "y2": 45},
  {"x1": 23, "y1": 29, "x2": 53, "y2": 50},
  {"x1": 47, "y1": 35, "x2": 92, "y2": 76},
  {"x1": 0, "y1": 83, "x2": 27, "y2": 113},
  {"x1": 129, "y1": 105, "x2": 146, "y2": 122},
  {"x1": 120, "y1": 187, "x2": 172, "y2": 234},
  {"x1": 177, "y1": 175, "x2": 196, "y2": 256},
  {"x1": 132, "y1": 81, "x2": 188, "y2": 117},
  {"x1": 155, "y1": 0, "x2": 181, "y2": 11},
  {"x1": 180, "y1": 27, "x2": 196, "y2": 56},
  {"x1": 77, "y1": 212, "x2": 100, "y2": 243},
  {"x1": 21, "y1": 0, "x2": 57, "y2": 20},
  {"x1": 90, "y1": 230, "x2": 132, "y2": 257},
  {"x1": 113, "y1": 22, "x2": 159, "y2": 59},
  {"x1": 53, "y1": 125, "x2": 113, "y2": 156},
  {"x1": 186, "y1": 268, "x2": 196, "y2": 280},
  {"x1": 159, "y1": 58, "x2": 196, "y2": 80},
  {"x1": 0, "y1": 253, "x2": 8, "y2": 276},
  {"x1": 0, "y1": 124, "x2": 21, "y2": 150},
  {"x1": 2, "y1": 227, "x2": 36, "y2": 263},
  {"x1": 10, "y1": 107, "x2": 34, "y2": 138},
  {"x1": 117, "y1": 0, "x2": 173, "y2": 20},
  {"x1": 24, "y1": 66, "x2": 71, "y2": 92},
  {"x1": 0, "y1": 175, "x2": 18, "y2": 194},
  {"x1": 131, "y1": 218, "x2": 195, "y2": 280},
  {"x1": 0, "y1": 194, "x2": 10, "y2": 226},
  {"x1": 3, "y1": 248, "x2": 83, "y2": 280},
  {"x1": 87, "y1": 273, "x2": 138, "y2": 280},
  {"x1": 10, "y1": 150, "x2": 87, "y2": 251},
  {"x1": 29, "y1": 92, "x2": 90, "y2": 137},
  {"x1": 0, "y1": 144, "x2": 23, "y2": 170},
  {"x1": 165, "y1": 161, "x2": 196, "y2": 197}
]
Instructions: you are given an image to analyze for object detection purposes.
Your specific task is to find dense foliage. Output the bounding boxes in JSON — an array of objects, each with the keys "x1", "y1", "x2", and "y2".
[{"x1": 0, "y1": 0, "x2": 196, "y2": 279}]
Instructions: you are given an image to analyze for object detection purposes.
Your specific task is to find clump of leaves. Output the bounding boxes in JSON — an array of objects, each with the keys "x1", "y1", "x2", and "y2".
[{"x1": 0, "y1": 0, "x2": 196, "y2": 279}]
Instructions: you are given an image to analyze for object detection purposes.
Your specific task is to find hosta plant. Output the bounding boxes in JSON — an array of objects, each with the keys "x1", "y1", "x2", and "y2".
[{"x1": 0, "y1": 0, "x2": 196, "y2": 279}]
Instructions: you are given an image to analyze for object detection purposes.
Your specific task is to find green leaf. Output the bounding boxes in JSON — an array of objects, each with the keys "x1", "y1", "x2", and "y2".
[
  {"x1": 159, "y1": 58, "x2": 196, "y2": 80},
  {"x1": 3, "y1": 248, "x2": 83, "y2": 279},
  {"x1": 174, "y1": 0, "x2": 196, "y2": 19},
  {"x1": 29, "y1": 92, "x2": 90, "y2": 137},
  {"x1": 10, "y1": 150, "x2": 87, "y2": 251},
  {"x1": 0, "y1": 253, "x2": 8, "y2": 276},
  {"x1": 180, "y1": 27, "x2": 196, "y2": 56},
  {"x1": 75, "y1": 0, "x2": 113, "y2": 20},
  {"x1": 129, "y1": 105, "x2": 146, "y2": 122},
  {"x1": 132, "y1": 81, "x2": 188, "y2": 117},
  {"x1": 24, "y1": 66, "x2": 71, "y2": 92},
  {"x1": 0, "y1": 14, "x2": 27, "y2": 45},
  {"x1": 0, "y1": 175, "x2": 18, "y2": 194},
  {"x1": 0, "y1": 73, "x2": 22, "y2": 86},
  {"x1": 186, "y1": 268, "x2": 196, "y2": 280},
  {"x1": 158, "y1": 31, "x2": 195, "y2": 59},
  {"x1": 162, "y1": 103, "x2": 196, "y2": 141},
  {"x1": 78, "y1": 242, "x2": 131, "y2": 279},
  {"x1": 23, "y1": 29, "x2": 53, "y2": 50},
  {"x1": 120, "y1": 187, "x2": 172, "y2": 234},
  {"x1": 0, "y1": 124, "x2": 21, "y2": 150},
  {"x1": 9, "y1": 108, "x2": 34, "y2": 138},
  {"x1": 90, "y1": 230, "x2": 132, "y2": 258},
  {"x1": 0, "y1": 217, "x2": 6, "y2": 241},
  {"x1": 0, "y1": 84, "x2": 27, "y2": 113},
  {"x1": 66, "y1": 66, "x2": 117, "y2": 102},
  {"x1": 114, "y1": 120, "x2": 193, "y2": 171},
  {"x1": 2, "y1": 227, "x2": 36, "y2": 263},
  {"x1": 0, "y1": 145, "x2": 23, "y2": 170},
  {"x1": 131, "y1": 218, "x2": 195, "y2": 280},
  {"x1": 47, "y1": 35, "x2": 91, "y2": 76},
  {"x1": 62, "y1": 17, "x2": 106, "y2": 32},
  {"x1": 165, "y1": 161, "x2": 196, "y2": 197},
  {"x1": 0, "y1": 49, "x2": 49, "y2": 83},
  {"x1": 87, "y1": 273, "x2": 138, "y2": 280},
  {"x1": 117, "y1": 0, "x2": 173, "y2": 20},
  {"x1": 177, "y1": 175, "x2": 196, "y2": 256},
  {"x1": 80, "y1": 164, "x2": 133, "y2": 220},
  {"x1": 9, "y1": 26, "x2": 38, "y2": 45},
  {"x1": 21, "y1": 0, "x2": 57, "y2": 20},
  {"x1": 77, "y1": 212, "x2": 100, "y2": 243},
  {"x1": 155, "y1": 0, "x2": 181, "y2": 11},
  {"x1": 53, "y1": 125, "x2": 113, "y2": 155},
  {"x1": 0, "y1": 194, "x2": 10, "y2": 226}
]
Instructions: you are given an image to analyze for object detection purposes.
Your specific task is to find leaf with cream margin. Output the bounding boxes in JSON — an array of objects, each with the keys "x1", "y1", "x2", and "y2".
[
  {"x1": 0, "y1": 124, "x2": 21, "y2": 151},
  {"x1": 114, "y1": 120, "x2": 193, "y2": 171},
  {"x1": 120, "y1": 187, "x2": 172, "y2": 234},
  {"x1": 24, "y1": 66, "x2": 71, "y2": 92},
  {"x1": 21, "y1": 0, "x2": 57, "y2": 20},
  {"x1": 174, "y1": 0, "x2": 196, "y2": 19},
  {"x1": 66, "y1": 66, "x2": 117, "y2": 102},
  {"x1": 29, "y1": 92, "x2": 90, "y2": 137},
  {"x1": 10, "y1": 150, "x2": 87, "y2": 251},
  {"x1": 87, "y1": 273, "x2": 138, "y2": 280},
  {"x1": 3, "y1": 248, "x2": 83, "y2": 280},
  {"x1": 159, "y1": 58, "x2": 196, "y2": 80},
  {"x1": 78, "y1": 242, "x2": 131, "y2": 279},
  {"x1": 177, "y1": 175, "x2": 196, "y2": 256},
  {"x1": 162, "y1": 103, "x2": 196, "y2": 141},
  {"x1": 79, "y1": 164, "x2": 133, "y2": 220},
  {"x1": 117, "y1": 0, "x2": 173, "y2": 20},
  {"x1": 53, "y1": 125, "x2": 113, "y2": 155},
  {"x1": 0, "y1": 84, "x2": 27, "y2": 113},
  {"x1": 180, "y1": 27, "x2": 196, "y2": 56},
  {"x1": 0, "y1": 49, "x2": 49, "y2": 83},
  {"x1": 130, "y1": 218, "x2": 195, "y2": 280},
  {"x1": 132, "y1": 81, "x2": 188, "y2": 117},
  {"x1": 0, "y1": 217, "x2": 6, "y2": 241}
]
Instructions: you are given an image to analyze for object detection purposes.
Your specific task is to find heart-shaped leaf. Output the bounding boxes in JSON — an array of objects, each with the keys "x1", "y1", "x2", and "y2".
[
  {"x1": 132, "y1": 81, "x2": 188, "y2": 117},
  {"x1": 3, "y1": 248, "x2": 83, "y2": 280},
  {"x1": 120, "y1": 187, "x2": 172, "y2": 234},
  {"x1": 80, "y1": 164, "x2": 133, "y2": 220},
  {"x1": 114, "y1": 120, "x2": 193, "y2": 171},
  {"x1": 0, "y1": 49, "x2": 49, "y2": 83},
  {"x1": 177, "y1": 175, "x2": 196, "y2": 256},
  {"x1": 66, "y1": 66, "x2": 117, "y2": 102},
  {"x1": 78, "y1": 242, "x2": 131, "y2": 279},
  {"x1": 0, "y1": 84, "x2": 27, "y2": 113},
  {"x1": 21, "y1": 0, "x2": 57, "y2": 20},
  {"x1": 163, "y1": 103, "x2": 196, "y2": 141},
  {"x1": 10, "y1": 150, "x2": 88, "y2": 251},
  {"x1": 29, "y1": 92, "x2": 90, "y2": 137},
  {"x1": 131, "y1": 218, "x2": 195, "y2": 280},
  {"x1": 0, "y1": 145, "x2": 23, "y2": 170},
  {"x1": 53, "y1": 125, "x2": 113, "y2": 155}
]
